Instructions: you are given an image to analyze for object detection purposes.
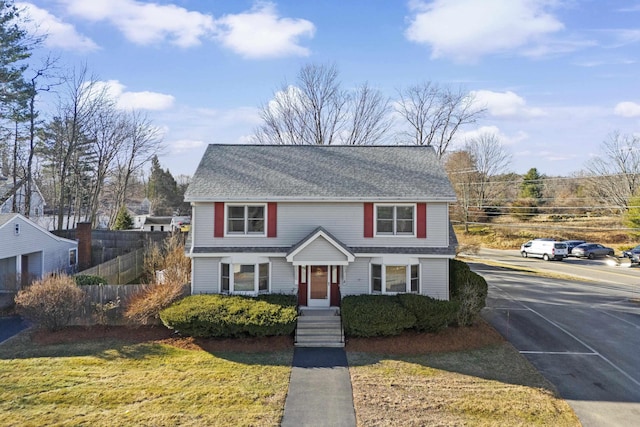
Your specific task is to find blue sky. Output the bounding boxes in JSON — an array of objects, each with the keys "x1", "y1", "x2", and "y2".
[{"x1": 17, "y1": 0, "x2": 640, "y2": 177}]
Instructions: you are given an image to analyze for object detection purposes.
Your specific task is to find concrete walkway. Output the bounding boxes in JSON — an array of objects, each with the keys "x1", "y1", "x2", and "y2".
[{"x1": 281, "y1": 347, "x2": 356, "y2": 427}]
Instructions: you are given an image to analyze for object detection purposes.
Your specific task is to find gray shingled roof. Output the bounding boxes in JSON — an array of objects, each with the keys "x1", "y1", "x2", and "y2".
[{"x1": 185, "y1": 145, "x2": 456, "y2": 202}]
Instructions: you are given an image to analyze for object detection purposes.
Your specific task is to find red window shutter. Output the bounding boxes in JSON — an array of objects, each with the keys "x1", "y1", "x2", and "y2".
[
  {"x1": 417, "y1": 203, "x2": 427, "y2": 238},
  {"x1": 214, "y1": 202, "x2": 224, "y2": 238},
  {"x1": 267, "y1": 202, "x2": 277, "y2": 237},
  {"x1": 364, "y1": 203, "x2": 374, "y2": 238}
]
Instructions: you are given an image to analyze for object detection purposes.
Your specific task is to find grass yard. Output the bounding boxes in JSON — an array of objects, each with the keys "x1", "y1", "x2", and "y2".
[
  {"x1": 0, "y1": 332, "x2": 293, "y2": 426},
  {"x1": 0, "y1": 323, "x2": 580, "y2": 426},
  {"x1": 348, "y1": 344, "x2": 580, "y2": 426}
]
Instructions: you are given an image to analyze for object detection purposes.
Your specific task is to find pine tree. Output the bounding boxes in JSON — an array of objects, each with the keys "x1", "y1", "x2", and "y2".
[
  {"x1": 519, "y1": 168, "x2": 544, "y2": 200},
  {"x1": 113, "y1": 206, "x2": 133, "y2": 230},
  {"x1": 0, "y1": 1, "x2": 31, "y2": 119}
]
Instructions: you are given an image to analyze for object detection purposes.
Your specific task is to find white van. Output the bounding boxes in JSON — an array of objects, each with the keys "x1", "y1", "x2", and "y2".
[{"x1": 520, "y1": 239, "x2": 568, "y2": 261}]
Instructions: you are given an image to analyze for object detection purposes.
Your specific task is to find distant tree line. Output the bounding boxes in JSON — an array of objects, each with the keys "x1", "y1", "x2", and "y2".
[
  {"x1": 0, "y1": 2, "x2": 186, "y2": 229},
  {"x1": 253, "y1": 63, "x2": 640, "y2": 236}
]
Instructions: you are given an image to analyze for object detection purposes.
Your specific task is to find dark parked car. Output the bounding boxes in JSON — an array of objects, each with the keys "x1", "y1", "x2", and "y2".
[
  {"x1": 622, "y1": 245, "x2": 640, "y2": 262},
  {"x1": 563, "y1": 240, "x2": 586, "y2": 255},
  {"x1": 571, "y1": 243, "x2": 615, "y2": 259}
]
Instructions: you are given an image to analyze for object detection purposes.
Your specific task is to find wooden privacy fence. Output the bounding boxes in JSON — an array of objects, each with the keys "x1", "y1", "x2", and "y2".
[
  {"x1": 79, "y1": 248, "x2": 145, "y2": 285},
  {"x1": 77, "y1": 283, "x2": 148, "y2": 326}
]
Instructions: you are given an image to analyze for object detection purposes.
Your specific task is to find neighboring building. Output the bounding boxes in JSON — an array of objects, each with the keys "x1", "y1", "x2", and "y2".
[
  {"x1": 133, "y1": 215, "x2": 187, "y2": 232},
  {"x1": 0, "y1": 176, "x2": 46, "y2": 217},
  {"x1": 185, "y1": 145, "x2": 457, "y2": 308},
  {"x1": 0, "y1": 213, "x2": 78, "y2": 290}
]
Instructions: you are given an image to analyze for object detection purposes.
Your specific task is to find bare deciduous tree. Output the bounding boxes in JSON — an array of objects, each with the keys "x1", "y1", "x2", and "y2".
[
  {"x1": 584, "y1": 131, "x2": 640, "y2": 211},
  {"x1": 396, "y1": 82, "x2": 485, "y2": 157},
  {"x1": 445, "y1": 150, "x2": 479, "y2": 232},
  {"x1": 107, "y1": 111, "x2": 162, "y2": 227},
  {"x1": 253, "y1": 63, "x2": 391, "y2": 145},
  {"x1": 464, "y1": 132, "x2": 511, "y2": 212}
]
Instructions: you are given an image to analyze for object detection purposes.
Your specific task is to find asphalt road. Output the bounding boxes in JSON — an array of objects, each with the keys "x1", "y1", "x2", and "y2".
[
  {"x1": 0, "y1": 316, "x2": 29, "y2": 344},
  {"x1": 469, "y1": 248, "x2": 640, "y2": 286},
  {"x1": 474, "y1": 261, "x2": 640, "y2": 427}
]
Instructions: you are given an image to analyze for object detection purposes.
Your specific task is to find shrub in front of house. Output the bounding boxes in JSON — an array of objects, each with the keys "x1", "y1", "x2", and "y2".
[
  {"x1": 74, "y1": 275, "x2": 108, "y2": 286},
  {"x1": 449, "y1": 259, "x2": 488, "y2": 326},
  {"x1": 160, "y1": 294, "x2": 298, "y2": 338},
  {"x1": 396, "y1": 293, "x2": 460, "y2": 333},
  {"x1": 14, "y1": 274, "x2": 85, "y2": 330},
  {"x1": 255, "y1": 293, "x2": 297, "y2": 307},
  {"x1": 342, "y1": 295, "x2": 416, "y2": 337}
]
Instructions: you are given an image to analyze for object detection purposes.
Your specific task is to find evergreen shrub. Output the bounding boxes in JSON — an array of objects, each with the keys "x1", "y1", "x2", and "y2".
[
  {"x1": 396, "y1": 293, "x2": 460, "y2": 332},
  {"x1": 341, "y1": 295, "x2": 416, "y2": 337},
  {"x1": 160, "y1": 294, "x2": 297, "y2": 337}
]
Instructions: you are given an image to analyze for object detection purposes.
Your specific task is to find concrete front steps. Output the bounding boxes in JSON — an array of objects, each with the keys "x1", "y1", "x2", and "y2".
[{"x1": 295, "y1": 308, "x2": 344, "y2": 348}]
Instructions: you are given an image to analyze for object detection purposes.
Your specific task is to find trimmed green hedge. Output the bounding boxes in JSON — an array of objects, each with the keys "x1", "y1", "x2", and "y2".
[
  {"x1": 159, "y1": 294, "x2": 297, "y2": 338},
  {"x1": 74, "y1": 275, "x2": 108, "y2": 286},
  {"x1": 342, "y1": 295, "x2": 416, "y2": 337},
  {"x1": 396, "y1": 293, "x2": 460, "y2": 333},
  {"x1": 449, "y1": 259, "x2": 488, "y2": 326}
]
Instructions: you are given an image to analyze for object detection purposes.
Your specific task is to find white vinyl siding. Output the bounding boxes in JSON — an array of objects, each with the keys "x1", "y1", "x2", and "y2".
[
  {"x1": 420, "y1": 258, "x2": 449, "y2": 300},
  {"x1": 192, "y1": 257, "x2": 220, "y2": 294},
  {"x1": 0, "y1": 216, "x2": 77, "y2": 279},
  {"x1": 192, "y1": 202, "x2": 450, "y2": 248},
  {"x1": 192, "y1": 203, "x2": 214, "y2": 247},
  {"x1": 293, "y1": 236, "x2": 348, "y2": 264},
  {"x1": 270, "y1": 257, "x2": 296, "y2": 294},
  {"x1": 340, "y1": 257, "x2": 371, "y2": 296}
]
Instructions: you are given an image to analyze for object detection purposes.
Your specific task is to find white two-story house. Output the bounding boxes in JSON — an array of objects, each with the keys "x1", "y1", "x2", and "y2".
[{"x1": 184, "y1": 145, "x2": 457, "y2": 308}]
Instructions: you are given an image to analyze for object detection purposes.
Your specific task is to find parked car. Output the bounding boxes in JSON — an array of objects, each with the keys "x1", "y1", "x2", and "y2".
[
  {"x1": 520, "y1": 239, "x2": 568, "y2": 261},
  {"x1": 571, "y1": 243, "x2": 614, "y2": 259},
  {"x1": 563, "y1": 240, "x2": 586, "y2": 255},
  {"x1": 622, "y1": 245, "x2": 640, "y2": 262}
]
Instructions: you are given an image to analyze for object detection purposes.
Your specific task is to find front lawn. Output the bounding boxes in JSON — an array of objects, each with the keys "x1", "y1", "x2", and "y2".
[
  {"x1": 0, "y1": 323, "x2": 580, "y2": 426},
  {"x1": 348, "y1": 344, "x2": 580, "y2": 426},
  {"x1": 0, "y1": 331, "x2": 293, "y2": 426}
]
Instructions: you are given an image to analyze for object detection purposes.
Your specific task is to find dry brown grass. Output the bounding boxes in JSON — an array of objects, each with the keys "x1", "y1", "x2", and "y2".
[
  {"x1": 348, "y1": 344, "x2": 580, "y2": 426},
  {"x1": 457, "y1": 215, "x2": 636, "y2": 251}
]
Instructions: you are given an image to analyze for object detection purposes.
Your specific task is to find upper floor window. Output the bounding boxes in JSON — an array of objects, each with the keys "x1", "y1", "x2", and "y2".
[
  {"x1": 227, "y1": 205, "x2": 265, "y2": 235},
  {"x1": 375, "y1": 205, "x2": 414, "y2": 236},
  {"x1": 69, "y1": 248, "x2": 78, "y2": 267}
]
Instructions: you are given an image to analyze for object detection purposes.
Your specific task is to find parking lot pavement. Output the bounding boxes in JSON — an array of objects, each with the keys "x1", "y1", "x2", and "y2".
[
  {"x1": 476, "y1": 264, "x2": 640, "y2": 427},
  {"x1": 0, "y1": 316, "x2": 29, "y2": 344}
]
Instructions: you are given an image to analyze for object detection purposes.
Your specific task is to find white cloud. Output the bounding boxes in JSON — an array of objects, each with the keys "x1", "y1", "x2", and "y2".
[
  {"x1": 215, "y1": 2, "x2": 315, "y2": 58},
  {"x1": 614, "y1": 101, "x2": 640, "y2": 117},
  {"x1": 61, "y1": 0, "x2": 216, "y2": 47},
  {"x1": 17, "y1": 2, "x2": 98, "y2": 51},
  {"x1": 471, "y1": 90, "x2": 546, "y2": 118},
  {"x1": 58, "y1": 0, "x2": 314, "y2": 57},
  {"x1": 171, "y1": 139, "x2": 206, "y2": 155},
  {"x1": 405, "y1": 0, "x2": 564, "y2": 62},
  {"x1": 457, "y1": 125, "x2": 527, "y2": 147},
  {"x1": 93, "y1": 80, "x2": 175, "y2": 110}
]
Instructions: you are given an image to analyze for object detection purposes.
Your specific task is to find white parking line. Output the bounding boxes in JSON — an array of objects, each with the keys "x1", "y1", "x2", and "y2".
[
  {"x1": 494, "y1": 283, "x2": 640, "y2": 389},
  {"x1": 595, "y1": 307, "x2": 640, "y2": 329},
  {"x1": 520, "y1": 351, "x2": 597, "y2": 355}
]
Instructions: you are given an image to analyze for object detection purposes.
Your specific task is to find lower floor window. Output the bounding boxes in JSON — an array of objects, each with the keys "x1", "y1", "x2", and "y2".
[
  {"x1": 371, "y1": 263, "x2": 420, "y2": 294},
  {"x1": 221, "y1": 262, "x2": 270, "y2": 293}
]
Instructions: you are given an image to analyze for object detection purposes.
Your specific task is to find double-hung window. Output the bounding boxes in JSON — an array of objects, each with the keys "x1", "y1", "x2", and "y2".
[
  {"x1": 375, "y1": 205, "x2": 414, "y2": 235},
  {"x1": 227, "y1": 205, "x2": 265, "y2": 235},
  {"x1": 370, "y1": 263, "x2": 420, "y2": 293},
  {"x1": 221, "y1": 262, "x2": 270, "y2": 294}
]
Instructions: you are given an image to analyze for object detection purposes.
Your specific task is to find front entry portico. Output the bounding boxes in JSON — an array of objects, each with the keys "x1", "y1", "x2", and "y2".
[{"x1": 286, "y1": 227, "x2": 355, "y2": 308}]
